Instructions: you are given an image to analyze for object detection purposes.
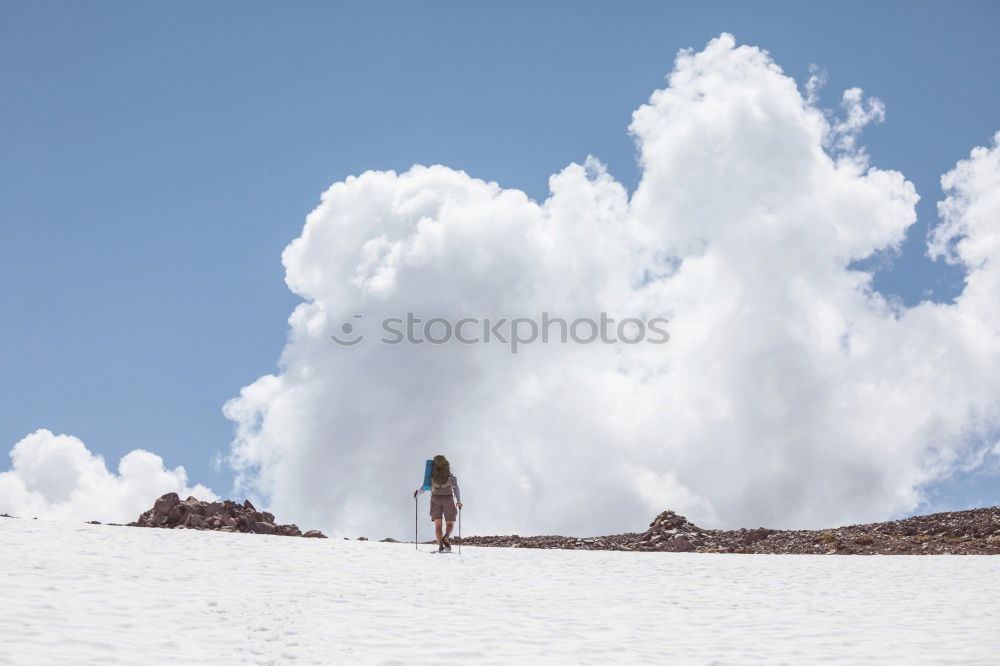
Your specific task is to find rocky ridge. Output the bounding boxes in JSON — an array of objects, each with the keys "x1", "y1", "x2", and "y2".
[
  {"x1": 454, "y1": 507, "x2": 1000, "y2": 555},
  {"x1": 8, "y1": 500, "x2": 998, "y2": 554}
]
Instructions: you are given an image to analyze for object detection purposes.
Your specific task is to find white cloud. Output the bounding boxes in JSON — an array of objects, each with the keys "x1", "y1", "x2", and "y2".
[
  {"x1": 0, "y1": 429, "x2": 216, "y2": 523},
  {"x1": 931, "y1": 130, "x2": 1000, "y2": 314},
  {"x1": 804, "y1": 63, "x2": 827, "y2": 106},
  {"x1": 829, "y1": 87, "x2": 886, "y2": 153},
  {"x1": 224, "y1": 33, "x2": 1000, "y2": 538}
]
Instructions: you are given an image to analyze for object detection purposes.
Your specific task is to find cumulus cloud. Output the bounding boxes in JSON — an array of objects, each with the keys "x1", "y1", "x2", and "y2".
[
  {"x1": 224, "y1": 33, "x2": 1000, "y2": 538},
  {"x1": 0, "y1": 429, "x2": 216, "y2": 523}
]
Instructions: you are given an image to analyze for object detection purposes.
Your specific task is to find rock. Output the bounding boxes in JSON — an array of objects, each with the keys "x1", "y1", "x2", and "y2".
[
  {"x1": 167, "y1": 504, "x2": 189, "y2": 525},
  {"x1": 187, "y1": 514, "x2": 207, "y2": 529},
  {"x1": 127, "y1": 494, "x2": 325, "y2": 539},
  {"x1": 381, "y1": 537, "x2": 399, "y2": 543},
  {"x1": 153, "y1": 492, "x2": 180, "y2": 516},
  {"x1": 127, "y1": 497, "x2": 1000, "y2": 554},
  {"x1": 86, "y1": 520, "x2": 101, "y2": 524},
  {"x1": 253, "y1": 521, "x2": 276, "y2": 535},
  {"x1": 649, "y1": 510, "x2": 687, "y2": 531},
  {"x1": 741, "y1": 528, "x2": 772, "y2": 546},
  {"x1": 667, "y1": 535, "x2": 695, "y2": 552}
]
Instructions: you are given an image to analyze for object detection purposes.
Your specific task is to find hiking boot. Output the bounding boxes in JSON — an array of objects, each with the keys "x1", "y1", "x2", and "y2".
[
  {"x1": 443, "y1": 537, "x2": 452, "y2": 552},
  {"x1": 437, "y1": 540, "x2": 445, "y2": 552}
]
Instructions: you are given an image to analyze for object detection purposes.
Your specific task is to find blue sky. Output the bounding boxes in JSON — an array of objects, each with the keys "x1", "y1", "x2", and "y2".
[{"x1": 2, "y1": 1, "x2": 999, "y2": 511}]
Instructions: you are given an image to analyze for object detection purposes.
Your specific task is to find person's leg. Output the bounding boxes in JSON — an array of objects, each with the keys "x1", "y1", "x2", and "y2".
[
  {"x1": 433, "y1": 518, "x2": 443, "y2": 544},
  {"x1": 442, "y1": 497, "x2": 457, "y2": 550},
  {"x1": 430, "y1": 495, "x2": 445, "y2": 546}
]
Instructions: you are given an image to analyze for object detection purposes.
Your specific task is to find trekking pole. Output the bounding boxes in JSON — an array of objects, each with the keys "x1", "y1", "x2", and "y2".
[
  {"x1": 458, "y1": 506, "x2": 462, "y2": 556},
  {"x1": 414, "y1": 493, "x2": 418, "y2": 551}
]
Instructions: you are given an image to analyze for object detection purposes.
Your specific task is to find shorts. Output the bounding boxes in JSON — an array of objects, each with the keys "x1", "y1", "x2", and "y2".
[{"x1": 429, "y1": 493, "x2": 457, "y2": 521}]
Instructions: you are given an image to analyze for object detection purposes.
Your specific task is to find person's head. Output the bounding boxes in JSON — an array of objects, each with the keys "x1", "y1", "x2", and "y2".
[{"x1": 432, "y1": 454, "x2": 450, "y2": 484}]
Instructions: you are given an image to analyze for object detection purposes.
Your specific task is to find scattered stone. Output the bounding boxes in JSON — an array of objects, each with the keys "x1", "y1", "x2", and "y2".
[
  {"x1": 456, "y1": 506, "x2": 1000, "y2": 556},
  {"x1": 125, "y1": 496, "x2": 1000, "y2": 555},
  {"x1": 86, "y1": 520, "x2": 101, "y2": 525},
  {"x1": 741, "y1": 528, "x2": 773, "y2": 546}
]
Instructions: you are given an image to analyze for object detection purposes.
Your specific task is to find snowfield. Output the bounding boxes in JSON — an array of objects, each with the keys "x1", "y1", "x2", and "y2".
[{"x1": 2, "y1": 518, "x2": 998, "y2": 664}]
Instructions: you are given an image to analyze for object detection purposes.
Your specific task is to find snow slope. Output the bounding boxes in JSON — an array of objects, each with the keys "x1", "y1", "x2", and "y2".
[{"x1": 1, "y1": 518, "x2": 998, "y2": 664}]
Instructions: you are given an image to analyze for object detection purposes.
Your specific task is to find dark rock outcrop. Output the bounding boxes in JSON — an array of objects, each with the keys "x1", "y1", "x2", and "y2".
[{"x1": 128, "y1": 493, "x2": 326, "y2": 539}]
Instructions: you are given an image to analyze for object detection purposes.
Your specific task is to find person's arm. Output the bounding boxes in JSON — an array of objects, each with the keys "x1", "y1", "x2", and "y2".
[{"x1": 451, "y1": 475, "x2": 461, "y2": 504}]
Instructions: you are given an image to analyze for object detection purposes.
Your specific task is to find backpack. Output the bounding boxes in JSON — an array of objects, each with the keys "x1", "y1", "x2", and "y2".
[{"x1": 431, "y1": 474, "x2": 453, "y2": 495}]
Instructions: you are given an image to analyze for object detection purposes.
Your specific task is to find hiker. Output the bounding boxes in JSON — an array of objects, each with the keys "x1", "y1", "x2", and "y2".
[{"x1": 413, "y1": 455, "x2": 463, "y2": 551}]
